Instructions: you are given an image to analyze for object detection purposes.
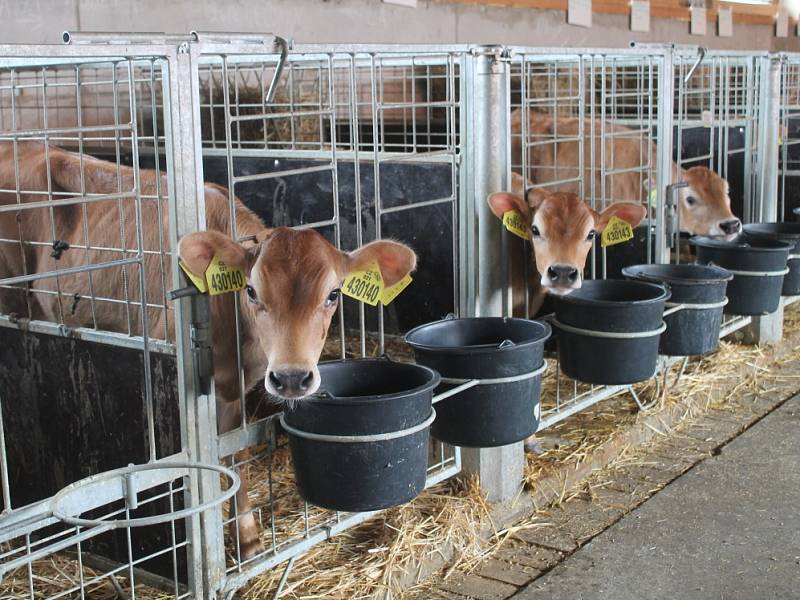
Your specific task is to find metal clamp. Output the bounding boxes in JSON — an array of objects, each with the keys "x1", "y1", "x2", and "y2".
[
  {"x1": 433, "y1": 360, "x2": 548, "y2": 404},
  {"x1": 723, "y1": 266, "x2": 790, "y2": 277},
  {"x1": 279, "y1": 409, "x2": 436, "y2": 443},
  {"x1": 662, "y1": 297, "x2": 729, "y2": 317},
  {"x1": 552, "y1": 319, "x2": 667, "y2": 339},
  {"x1": 50, "y1": 462, "x2": 240, "y2": 529}
]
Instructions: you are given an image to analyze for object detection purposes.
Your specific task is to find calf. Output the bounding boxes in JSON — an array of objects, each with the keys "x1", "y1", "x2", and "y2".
[
  {"x1": 511, "y1": 109, "x2": 742, "y2": 239},
  {"x1": 492, "y1": 173, "x2": 647, "y2": 316},
  {"x1": 0, "y1": 141, "x2": 416, "y2": 558}
]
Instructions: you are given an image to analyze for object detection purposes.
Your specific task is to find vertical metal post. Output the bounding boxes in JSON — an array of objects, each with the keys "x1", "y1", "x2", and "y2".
[
  {"x1": 757, "y1": 55, "x2": 782, "y2": 223},
  {"x1": 166, "y1": 43, "x2": 226, "y2": 597},
  {"x1": 460, "y1": 46, "x2": 523, "y2": 503},
  {"x1": 746, "y1": 54, "x2": 784, "y2": 344},
  {"x1": 655, "y1": 49, "x2": 674, "y2": 265}
]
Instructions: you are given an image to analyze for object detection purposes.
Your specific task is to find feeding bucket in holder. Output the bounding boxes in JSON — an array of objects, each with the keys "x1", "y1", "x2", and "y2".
[
  {"x1": 405, "y1": 317, "x2": 550, "y2": 447},
  {"x1": 690, "y1": 236, "x2": 792, "y2": 316},
  {"x1": 623, "y1": 264, "x2": 732, "y2": 356},
  {"x1": 553, "y1": 279, "x2": 670, "y2": 385},
  {"x1": 742, "y1": 223, "x2": 800, "y2": 296},
  {"x1": 281, "y1": 359, "x2": 439, "y2": 512}
]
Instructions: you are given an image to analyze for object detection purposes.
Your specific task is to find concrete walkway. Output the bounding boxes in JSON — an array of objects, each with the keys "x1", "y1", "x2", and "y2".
[{"x1": 514, "y1": 395, "x2": 800, "y2": 600}]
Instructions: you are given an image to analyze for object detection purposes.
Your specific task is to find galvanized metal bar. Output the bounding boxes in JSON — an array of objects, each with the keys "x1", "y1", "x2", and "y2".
[{"x1": 757, "y1": 55, "x2": 782, "y2": 222}]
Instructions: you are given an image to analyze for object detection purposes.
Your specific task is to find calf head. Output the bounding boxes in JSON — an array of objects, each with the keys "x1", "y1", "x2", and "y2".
[
  {"x1": 677, "y1": 166, "x2": 741, "y2": 239},
  {"x1": 488, "y1": 186, "x2": 646, "y2": 295},
  {"x1": 179, "y1": 227, "x2": 416, "y2": 400}
]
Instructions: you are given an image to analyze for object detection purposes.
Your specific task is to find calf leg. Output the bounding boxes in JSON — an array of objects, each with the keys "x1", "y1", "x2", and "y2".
[{"x1": 217, "y1": 398, "x2": 263, "y2": 561}]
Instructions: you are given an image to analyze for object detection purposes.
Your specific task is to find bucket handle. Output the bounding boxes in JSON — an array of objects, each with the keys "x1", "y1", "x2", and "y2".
[
  {"x1": 279, "y1": 409, "x2": 436, "y2": 443},
  {"x1": 433, "y1": 360, "x2": 548, "y2": 404},
  {"x1": 551, "y1": 319, "x2": 666, "y2": 339},
  {"x1": 662, "y1": 297, "x2": 729, "y2": 317},
  {"x1": 723, "y1": 266, "x2": 790, "y2": 277}
]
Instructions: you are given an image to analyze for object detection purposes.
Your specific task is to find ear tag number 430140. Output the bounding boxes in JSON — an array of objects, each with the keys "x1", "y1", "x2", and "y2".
[
  {"x1": 342, "y1": 260, "x2": 413, "y2": 306},
  {"x1": 180, "y1": 255, "x2": 247, "y2": 296}
]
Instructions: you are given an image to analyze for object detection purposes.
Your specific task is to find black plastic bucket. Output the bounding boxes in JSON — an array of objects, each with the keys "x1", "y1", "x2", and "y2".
[
  {"x1": 690, "y1": 236, "x2": 792, "y2": 316},
  {"x1": 554, "y1": 279, "x2": 670, "y2": 385},
  {"x1": 742, "y1": 223, "x2": 800, "y2": 296},
  {"x1": 404, "y1": 317, "x2": 550, "y2": 447},
  {"x1": 622, "y1": 264, "x2": 732, "y2": 356},
  {"x1": 282, "y1": 359, "x2": 439, "y2": 512}
]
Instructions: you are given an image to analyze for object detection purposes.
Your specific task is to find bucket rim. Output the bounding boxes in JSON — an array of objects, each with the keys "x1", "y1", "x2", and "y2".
[
  {"x1": 403, "y1": 316, "x2": 551, "y2": 354},
  {"x1": 554, "y1": 278, "x2": 670, "y2": 308},
  {"x1": 312, "y1": 358, "x2": 441, "y2": 404},
  {"x1": 622, "y1": 263, "x2": 733, "y2": 285},
  {"x1": 689, "y1": 235, "x2": 794, "y2": 252},
  {"x1": 742, "y1": 222, "x2": 800, "y2": 238}
]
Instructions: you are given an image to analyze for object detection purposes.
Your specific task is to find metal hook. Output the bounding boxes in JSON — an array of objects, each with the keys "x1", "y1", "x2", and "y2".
[{"x1": 684, "y1": 46, "x2": 706, "y2": 84}]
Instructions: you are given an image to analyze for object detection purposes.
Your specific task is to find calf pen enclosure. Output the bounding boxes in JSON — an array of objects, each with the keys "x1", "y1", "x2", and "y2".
[{"x1": 0, "y1": 35, "x2": 789, "y2": 599}]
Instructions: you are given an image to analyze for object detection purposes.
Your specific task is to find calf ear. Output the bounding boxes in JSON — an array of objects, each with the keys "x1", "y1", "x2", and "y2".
[
  {"x1": 595, "y1": 202, "x2": 647, "y2": 231},
  {"x1": 178, "y1": 231, "x2": 253, "y2": 279},
  {"x1": 487, "y1": 192, "x2": 531, "y2": 223},
  {"x1": 347, "y1": 240, "x2": 417, "y2": 286}
]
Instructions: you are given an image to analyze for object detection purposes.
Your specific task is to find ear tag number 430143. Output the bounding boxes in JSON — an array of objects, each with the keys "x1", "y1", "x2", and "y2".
[
  {"x1": 601, "y1": 216, "x2": 634, "y2": 248},
  {"x1": 503, "y1": 210, "x2": 531, "y2": 240}
]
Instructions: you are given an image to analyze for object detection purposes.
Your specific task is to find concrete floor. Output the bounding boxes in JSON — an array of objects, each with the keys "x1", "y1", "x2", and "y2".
[{"x1": 514, "y1": 394, "x2": 800, "y2": 600}]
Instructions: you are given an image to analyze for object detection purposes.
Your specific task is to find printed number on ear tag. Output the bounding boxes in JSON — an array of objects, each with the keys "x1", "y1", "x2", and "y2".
[
  {"x1": 205, "y1": 255, "x2": 247, "y2": 296},
  {"x1": 179, "y1": 260, "x2": 208, "y2": 293},
  {"x1": 502, "y1": 210, "x2": 531, "y2": 240},
  {"x1": 601, "y1": 216, "x2": 634, "y2": 248},
  {"x1": 342, "y1": 260, "x2": 384, "y2": 306}
]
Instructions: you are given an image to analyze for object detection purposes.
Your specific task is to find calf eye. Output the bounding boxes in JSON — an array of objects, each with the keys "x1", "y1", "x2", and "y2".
[
  {"x1": 245, "y1": 285, "x2": 258, "y2": 303},
  {"x1": 531, "y1": 225, "x2": 541, "y2": 238},
  {"x1": 686, "y1": 195, "x2": 697, "y2": 207},
  {"x1": 325, "y1": 288, "x2": 341, "y2": 307},
  {"x1": 587, "y1": 230, "x2": 597, "y2": 241}
]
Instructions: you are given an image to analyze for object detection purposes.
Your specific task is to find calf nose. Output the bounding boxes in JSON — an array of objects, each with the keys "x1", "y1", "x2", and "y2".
[
  {"x1": 268, "y1": 369, "x2": 315, "y2": 397},
  {"x1": 720, "y1": 219, "x2": 742, "y2": 235},
  {"x1": 547, "y1": 264, "x2": 579, "y2": 284}
]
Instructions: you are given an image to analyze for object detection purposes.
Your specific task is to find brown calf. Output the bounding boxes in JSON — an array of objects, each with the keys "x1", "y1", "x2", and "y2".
[
  {"x1": 493, "y1": 172, "x2": 647, "y2": 316},
  {"x1": 0, "y1": 141, "x2": 416, "y2": 558},
  {"x1": 511, "y1": 109, "x2": 741, "y2": 238}
]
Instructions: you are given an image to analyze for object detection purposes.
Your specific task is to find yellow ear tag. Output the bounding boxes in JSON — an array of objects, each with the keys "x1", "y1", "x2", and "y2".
[
  {"x1": 502, "y1": 210, "x2": 531, "y2": 240},
  {"x1": 649, "y1": 188, "x2": 658, "y2": 209},
  {"x1": 381, "y1": 274, "x2": 412, "y2": 306},
  {"x1": 179, "y1": 260, "x2": 208, "y2": 293},
  {"x1": 601, "y1": 216, "x2": 634, "y2": 248},
  {"x1": 342, "y1": 260, "x2": 383, "y2": 306},
  {"x1": 204, "y1": 255, "x2": 247, "y2": 296}
]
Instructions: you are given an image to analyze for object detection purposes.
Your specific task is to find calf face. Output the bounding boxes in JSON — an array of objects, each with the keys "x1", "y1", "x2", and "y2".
[
  {"x1": 677, "y1": 166, "x2": 741, "y2": 239},
  {"x1": 488, "y1": 187, "x2": 646, "y2": 295},
  {"x1": 179, "y1": 227, "x2": 416, "y2": 400}
]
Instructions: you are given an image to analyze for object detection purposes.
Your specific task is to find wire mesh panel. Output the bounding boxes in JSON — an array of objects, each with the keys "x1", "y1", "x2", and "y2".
[
  {"x1": 0, "y1": 42, "x2": 210, "y2": 599},
  {"x1": 506, "y1": 47, "x2": 670, "y2": 431},
  {"x1": 674, "y1": 51, "x2": 768, "y2": 336},
  {"x1": 673, "y1": 51, "x2": 764, "y2": 226},
  {"x1": 183, "y1": 42, "x2": 464, "y2": 593}
]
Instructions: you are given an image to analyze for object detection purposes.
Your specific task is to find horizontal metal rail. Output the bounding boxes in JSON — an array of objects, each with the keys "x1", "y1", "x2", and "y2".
[{"x1": 0, "y1": 315, "x2": 175, "y2": 355}]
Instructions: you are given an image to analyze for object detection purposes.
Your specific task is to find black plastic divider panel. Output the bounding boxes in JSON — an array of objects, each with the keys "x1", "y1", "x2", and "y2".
[{"x1": 0, "y1": 328, "x2": 185, "y2": 581}]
